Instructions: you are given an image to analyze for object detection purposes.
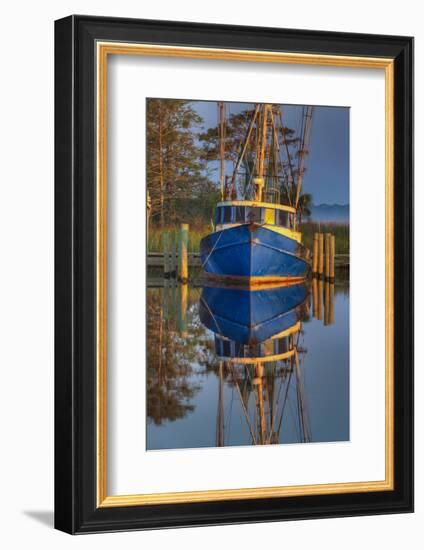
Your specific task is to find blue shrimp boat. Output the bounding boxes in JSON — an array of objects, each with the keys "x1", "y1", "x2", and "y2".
[
  {"x1": 200, "y1": 103, "x2": 313, "y2": 286},
  {"x1": 201, "y1": 200, "x2": 310, "y2": 285}
]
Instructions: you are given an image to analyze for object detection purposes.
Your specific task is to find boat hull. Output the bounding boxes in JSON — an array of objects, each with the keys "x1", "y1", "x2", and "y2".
[
  {"x1": 200, "y1": 223, "x2": 310, "y2": 285},
  {"x1": 199, "y1": 283, "x2": 309, "y2": 345}
]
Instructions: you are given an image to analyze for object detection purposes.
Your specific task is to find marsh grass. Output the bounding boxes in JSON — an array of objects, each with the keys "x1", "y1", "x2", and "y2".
[
  {"x1": 148, "y1": 222, "x2": 349, "y2": 255},
  {"x1": 301, "y1": 222, "x2": 349, "y2": 255},
  {"x1": 148, "y1": 225, "x2": 211, "y2": 253}
]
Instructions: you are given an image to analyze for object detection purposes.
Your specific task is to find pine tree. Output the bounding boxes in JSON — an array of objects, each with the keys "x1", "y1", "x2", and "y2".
[{"x1": 147, "y1": 99, "x2": 212, "y2": 227}]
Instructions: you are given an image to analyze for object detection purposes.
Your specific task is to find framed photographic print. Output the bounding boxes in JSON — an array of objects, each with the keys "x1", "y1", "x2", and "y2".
[{"x1": 54, "y1": 15, "x2": 413, "y2": 533}]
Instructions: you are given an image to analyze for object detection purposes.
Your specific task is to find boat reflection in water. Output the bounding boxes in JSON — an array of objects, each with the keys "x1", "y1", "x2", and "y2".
[{"x1": 199, "y1": 282, "x2": 311, "y2": 446}]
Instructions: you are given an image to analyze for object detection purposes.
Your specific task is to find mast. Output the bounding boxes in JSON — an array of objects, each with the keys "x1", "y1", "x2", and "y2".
[
  {"x1": 230, "y1": 104, "x2": 260, "y2": 199},
  {"x1": 218, "y1": 102, "x2": 226, "y2": 201},
  {"x1": 253, "y1": 363, "x2": 266, "y2": 444},
  {"x1": 254, "y1": 104, "x2": 270, "y2": 202}
]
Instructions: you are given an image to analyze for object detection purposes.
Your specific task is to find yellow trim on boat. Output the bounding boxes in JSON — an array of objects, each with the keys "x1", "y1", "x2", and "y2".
[
  {"x1": 219, "y1": 348, "x2": 296, "y2": 365},
  {"x1": 266, "y1": 224, "x2": 302, "y2": 243},
  {"x1": 215, "y1": 222, "x2": 302, "y2": 243},
  {"x1": 218, "y1": 200, "x2": 296, "y2": 214},
  {"x1": 269, "y1": 321, "x2": 301, "y2": 340},
  {"x1": 216, "y1": 321, "x2": 301, "y2": 342},
  {"x1": 205, "y1": 272, "x2": 307, "y2": 288}
]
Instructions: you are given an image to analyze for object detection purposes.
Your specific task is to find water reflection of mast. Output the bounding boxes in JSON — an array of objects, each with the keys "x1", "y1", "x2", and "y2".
[
  {"x1": 216, "y1": 361, "x2": 225, "y2": 447},
  {"x1": 214, "y1": 330, "x2": 311, "y2": 446}
]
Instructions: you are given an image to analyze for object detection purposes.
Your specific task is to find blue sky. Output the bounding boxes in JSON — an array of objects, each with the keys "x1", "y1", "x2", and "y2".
[{"x1": 193, "y1": 101, "x2": 349, "y2": 205}]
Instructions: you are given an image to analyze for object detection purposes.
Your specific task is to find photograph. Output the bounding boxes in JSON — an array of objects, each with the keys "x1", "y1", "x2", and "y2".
[{"x1": 146, "y1": 99, "x2": 350, "y2": 450}]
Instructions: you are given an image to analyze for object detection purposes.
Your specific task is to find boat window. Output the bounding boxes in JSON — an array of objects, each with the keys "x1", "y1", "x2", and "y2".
[
  {"x1": 216, "y1": 206, "x2": 233, "y2": 224},
  {"x1": 216, "y1": 204, "x2": 291, "y2": 228},
  {"x1": 222, "y1": 206, "x2": 232, "y2": 223},
  {"x1": 275, "y1": 337, "x2": 289, "y2": 354},
  {"x1": 276, "y1": 209, "x2": 289, "y2": 227},
  {"x1": 221, "y1": 339, "x2": 231, "y2": 357},
  {"x1": 245, "y1": 207, "x2": 262, "y2": 223},
  {"x1": 234, "y1": 206, "x2": 245, "y2": 223}
]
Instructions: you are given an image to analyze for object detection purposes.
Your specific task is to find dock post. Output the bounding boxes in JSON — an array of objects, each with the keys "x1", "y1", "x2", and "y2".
[
  {"x1": 330, "y1": 234, "x2": 335, "y2": 281},
  {"x1": 312, "y1": 233, "x2": 318, "y2": 275},
  {"x1": 329, "y1": 282, "x2": 335, "y2": 325},
  {"x1": 177, "y1": 282, "x2": 188, "y2": 337},
  {"x1": 318, "y1": 233, "x2": 324, "y2": 278},
  {"x1": 312, "y1": 277, "x2": 318, "y2": 319},
  {"x1": 178, "y1": 223, "x2": 189, "y2": 283},
  {"x1": 324, "y1": 280, "x2": 330, "y2": 325},
  {"x1": 325, "y1": 233, "x2": 331, "y2": 280},
  {"x1": 318, "y1": 278, "x2": 324, "y2": 321},
  {"x1": 163, "y1": 232, "x2": 169, "y2": 277}
]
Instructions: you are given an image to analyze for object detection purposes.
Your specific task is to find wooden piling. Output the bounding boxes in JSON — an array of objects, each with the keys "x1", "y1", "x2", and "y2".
[
  {"x1": 312, "y1": 277, "x2": 318, "y2": 319},
  {"x1": 329, "y1": 282, "x2": 335, "y2": 325},
  {"x1": 178, "y1": 223, "x2": 189, "y2": 283},
  {"x1": 163, "y1": 232, "x2": 169, "y2": 276},
  {"x1": 325, "y1": 233, "x2": 331, "y2": 280},
  {"x1": 324, "y1": 280, "x2": 330, "y2": 326},
  {"x1": 312, "y1": 233, "x2": 318, "y2": 275},
  {"x1": 330, "y1": 234, "x2": 335, "y2": 281},
  {"x1": 318, "y1": 233, "x2": 324, "y2": 277},
  {"x1": 318, "y1": 279, "x2": 324, "y2": 321},
  {"x1": 178, "y1": 282, "x2": 188, "y2": 337}
]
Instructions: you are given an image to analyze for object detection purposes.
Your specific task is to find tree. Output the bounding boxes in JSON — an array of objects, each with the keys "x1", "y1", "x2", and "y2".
[
  {"x1": 147, "y1": 99, "x2": 212, "y2": 227},
  {"x1": 297, "y1": 193, "x2": 312, "y2": 225}
]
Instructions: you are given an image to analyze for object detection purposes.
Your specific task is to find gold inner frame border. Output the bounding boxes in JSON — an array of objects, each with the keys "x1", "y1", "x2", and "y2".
[{"x1": 96, "y1": 41, "x2": 394, "y2": 508}]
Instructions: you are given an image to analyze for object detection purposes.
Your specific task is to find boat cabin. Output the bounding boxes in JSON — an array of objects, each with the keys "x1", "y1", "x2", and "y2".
[
  {"x1": 215, "y1": 334, "x2": 296, "y2": 364},
  {"x1": 215, "y1": 200, "x2": 296, "y2": 229}
]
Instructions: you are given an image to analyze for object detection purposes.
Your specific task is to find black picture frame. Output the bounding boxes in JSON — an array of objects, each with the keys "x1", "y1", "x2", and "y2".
[{"x1": 55, "y1": 14, "x2": 413, "y2": 534}]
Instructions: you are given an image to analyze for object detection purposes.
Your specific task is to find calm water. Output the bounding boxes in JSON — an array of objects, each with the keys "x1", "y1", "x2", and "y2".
[{"x1": 146, "y1": 276, "x2": 349, "y2": 450}]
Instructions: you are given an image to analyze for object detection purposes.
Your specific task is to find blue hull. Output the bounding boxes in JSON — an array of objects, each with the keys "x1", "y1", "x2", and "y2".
[
  {"x1": 199, "y1": 283, "x2": 308, "y2": 345},
  {"x1": 200, "y1": 224, "x2": 310, "y2": 281}
]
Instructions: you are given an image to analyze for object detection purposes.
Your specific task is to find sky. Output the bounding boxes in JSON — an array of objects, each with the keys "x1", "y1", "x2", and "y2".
[{"x1": 193, "y1": 100, "x2": 349, "y2": 205}]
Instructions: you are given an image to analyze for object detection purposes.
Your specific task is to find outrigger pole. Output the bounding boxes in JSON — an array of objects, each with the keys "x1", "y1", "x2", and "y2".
[
  {"x1": 294, "y1": 106, "x2": 314, "y2": 210},
  {"x1": 229, "y1": 104, "x2": 261, "y2": 199}
]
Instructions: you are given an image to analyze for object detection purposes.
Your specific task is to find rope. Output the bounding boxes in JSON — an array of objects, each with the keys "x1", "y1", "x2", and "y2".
[{"x1": 200, "y1": 229, "x2": 224, "y2": 270}]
